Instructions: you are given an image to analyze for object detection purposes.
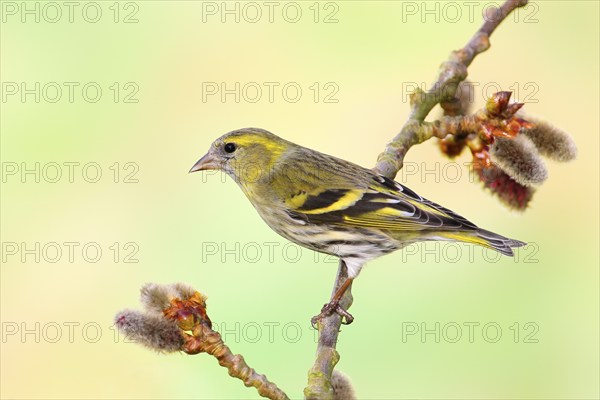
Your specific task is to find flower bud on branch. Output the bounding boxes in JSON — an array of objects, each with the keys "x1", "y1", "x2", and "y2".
[
  {"x1": 433, "y1": 91, "x2": 575, "y2": 209},
  {"x1": 115, "y1": 283, "x2": 289, "y2": 400}
]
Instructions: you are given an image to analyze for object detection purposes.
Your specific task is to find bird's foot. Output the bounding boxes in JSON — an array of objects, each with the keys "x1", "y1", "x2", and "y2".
[{"x1": 311, "y1": 300, "x2": 354, "y2": 329}]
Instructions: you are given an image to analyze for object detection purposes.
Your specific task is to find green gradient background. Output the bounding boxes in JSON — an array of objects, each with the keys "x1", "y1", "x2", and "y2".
[{"x1": 1, "y1": 1, "x2": 598, "y2": 399}]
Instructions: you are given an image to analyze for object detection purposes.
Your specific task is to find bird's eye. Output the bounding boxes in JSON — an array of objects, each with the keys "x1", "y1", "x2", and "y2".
[{"x1": 224, "y1": 143, "x2": 236, "y2": 153}]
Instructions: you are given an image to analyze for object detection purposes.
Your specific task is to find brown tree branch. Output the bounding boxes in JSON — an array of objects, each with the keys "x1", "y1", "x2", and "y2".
[
  {"x1": 373, "y1": 0, "x2": 529, "y2": 178},
  {"x1": 304, "y1": 263, "x2": 352, "y2": 400},
  {"x1": 181, "y1": 321, "x2": 289, "y2": 400},
  {"x1": 305, "y1": 1, "x2": 529, "y2": 398}
]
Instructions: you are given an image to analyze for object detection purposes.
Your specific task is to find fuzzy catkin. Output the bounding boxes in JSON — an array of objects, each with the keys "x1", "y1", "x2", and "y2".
[
  {"x1": 521, "y1": 116, "x2": 577, "y2": 161},
  {"x1": 332, "y1": 371, "x2": 356, "y2": 400},
  {"x1": 491, "y1": 135, "x2": 548, "y2": 186},
  {"x1": 140, "y1": 282, "x2": 201, "y2": 315},
  {"x1": 115, "y1": 309, "x2": 183, "y2": 352}
]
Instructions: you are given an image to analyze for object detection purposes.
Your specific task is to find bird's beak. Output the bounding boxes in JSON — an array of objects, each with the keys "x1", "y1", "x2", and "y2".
[{"x1": 189, "y1": 152, "x2": 219, "y2": 173}]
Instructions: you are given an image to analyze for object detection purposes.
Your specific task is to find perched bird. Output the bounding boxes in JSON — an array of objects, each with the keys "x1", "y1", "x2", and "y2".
[{"x1": 190, "y1": 128, "x2": 525, "y2": 324}]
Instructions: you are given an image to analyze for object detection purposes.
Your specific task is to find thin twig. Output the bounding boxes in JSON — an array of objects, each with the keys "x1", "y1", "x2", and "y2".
[
  {"x1": 184, "y1": 323, "x2": 289, "y2": 400},
  {"x1": 305, "y1": 1, "x2": 529, "y2": 398}
]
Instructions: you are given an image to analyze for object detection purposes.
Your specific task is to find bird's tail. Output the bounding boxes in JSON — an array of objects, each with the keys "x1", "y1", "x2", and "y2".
[{"x1": 438, "y1": 229, "x2": 526, "y2": 256}]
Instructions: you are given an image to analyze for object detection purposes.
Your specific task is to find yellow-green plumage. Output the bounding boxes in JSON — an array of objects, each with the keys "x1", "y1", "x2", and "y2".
[{"x1": 191, "y1": 128, "x2": 525, "y2": 278}]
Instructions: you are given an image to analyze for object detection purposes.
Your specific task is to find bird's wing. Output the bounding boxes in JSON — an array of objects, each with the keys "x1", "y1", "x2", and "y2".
[{"x1": 283, "y1": 171, "x2": 477, "y2": 232}]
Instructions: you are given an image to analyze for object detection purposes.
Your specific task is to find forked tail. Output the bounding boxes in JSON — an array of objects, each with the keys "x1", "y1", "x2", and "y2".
[{"x1": 439, "y1": 229, "x2": 526, "y2": 256}]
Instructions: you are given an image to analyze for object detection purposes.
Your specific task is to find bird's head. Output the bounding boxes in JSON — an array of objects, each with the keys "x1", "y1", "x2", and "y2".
[{"x1": 190, "y1": 128, "x2": 291, "y2": 185}]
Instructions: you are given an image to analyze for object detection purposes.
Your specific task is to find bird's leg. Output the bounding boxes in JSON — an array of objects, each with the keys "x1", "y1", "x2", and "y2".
[{"x1": 311, "y1": 277, "x2": 354, "y2": 328}]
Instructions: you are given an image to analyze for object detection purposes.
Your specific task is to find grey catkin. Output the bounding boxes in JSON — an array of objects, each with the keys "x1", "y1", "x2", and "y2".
[
  {"x1": 491, "y1": 135, "x2": 548, "y2": 186},
  {"x1": 115, "y1": 309, "x2": 183, "y2": 353}
]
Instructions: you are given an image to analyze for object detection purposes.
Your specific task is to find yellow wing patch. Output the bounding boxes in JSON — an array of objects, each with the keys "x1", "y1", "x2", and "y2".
[{"x1": 288, "y1": 188, "x2": 364, "y2": 215}]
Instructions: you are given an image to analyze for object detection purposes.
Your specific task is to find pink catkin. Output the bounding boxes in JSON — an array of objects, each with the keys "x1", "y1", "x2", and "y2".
[{"x1": 477, "y1": 165, "x2": 533, "y2": 209}]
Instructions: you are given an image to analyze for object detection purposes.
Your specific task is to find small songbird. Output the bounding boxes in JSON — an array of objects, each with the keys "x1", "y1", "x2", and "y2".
[{"x1": 190, "y1": 128, "x2": 525, "y2": 324}]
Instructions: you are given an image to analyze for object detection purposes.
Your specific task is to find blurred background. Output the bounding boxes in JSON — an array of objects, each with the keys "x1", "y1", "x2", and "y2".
[{"x1": 1, "y1": 1, "x2": 598, "y2": 398}]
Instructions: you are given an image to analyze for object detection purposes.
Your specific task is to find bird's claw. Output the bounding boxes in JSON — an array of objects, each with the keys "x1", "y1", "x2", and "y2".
[{"x1": 311, "y1": 301, "x2": 354, "y2": 329}]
